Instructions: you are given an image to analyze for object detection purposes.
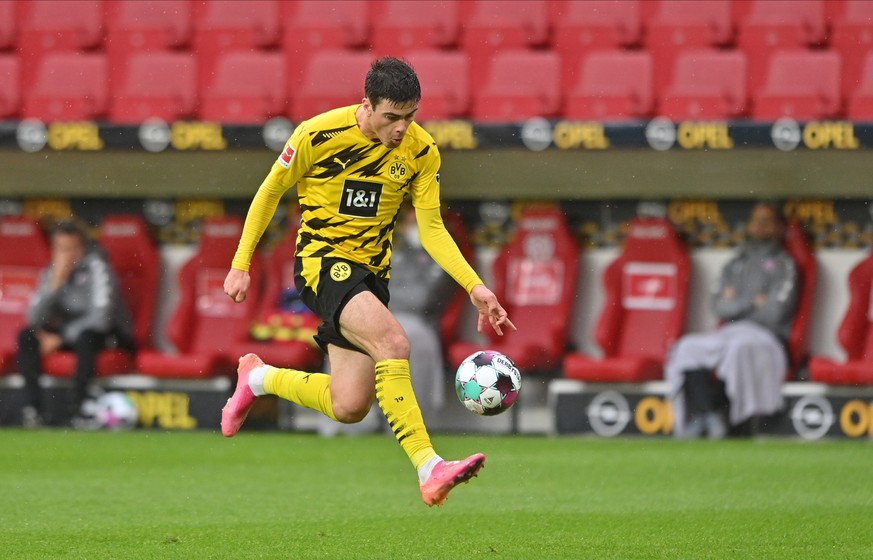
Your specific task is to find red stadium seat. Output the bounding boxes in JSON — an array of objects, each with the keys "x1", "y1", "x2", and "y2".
[
  {"x1": 438, "y1": 209, "x2": 477, "y2": 355},
  {"x1": 42, "y1": 215, "x2": 160, "y2": 378},
  {"x1": 370, "y1": 0, "x2": 460, "y2": 56},
  {"x1": 448, "y1": 205, "x2": 580, "y2": 374},
  {"x1": 847, "y1": 53, "x2": 873, "y2": 120},
  {"x1": 21, "y1": 52, "x2": 109, "y2": 122},
  {"x1": 405, "y1": 50, "x2": 469, "y2": 121},
  {"x1": 199, "y1": 51, "x2": 285, "y2": 124},
  {"x1": 104, "y1": 0, "x2": 192, "y2": 91},
  {"x1": 290, "y1": 50, "x2": 372, "y2": 122},
  {"x1": 658, "y1": 50, "x2": 747, "y2": 120},
  {"x1": 737, "y1": 0, "x2": 827, "y2": 95},
  {"x1": 137, "y1": 217, "x2": 262, "y2": 379},
  {"x1": 0, "y1": 0, "x2": 16, "y2": 50},
  {"x1": 0, "y1": 54, "x2": 20, "y2": 119},
  {"x1": 109, "y1": 52, "x2": 197, "y2": 124},
  {"x1": 752, "y1": 50, "x2": 841, "y2": 121},
  {"x1": 192, "y1": 0, "x2": 280, "y2": 92},
  {"x1": 782, "y1": 222, "x2": 817, "y2": 378},
  {"x1": 550, "y1": 0, "x2": 642, "y2": 88},
  {"x1": 279, "y1": 1, "x2": 370, "y2": 89},
  {"x1": 809, "y1": 248, "x2": 873, "y2": 385},
  {"x1": 563, "y1": 217, "x2": 690, "y2": 383},
  {"x1": 830, "y1": 0, "x2": 873, "y2": 100},
  {"x1": 563, "y1": 50, "x2": 653, "y2": 122},
  {"x1": 0, "y1": 217, "x2": 49, "y2": 374},
  {"x1": 231, "y1": 226, "x2": 322, "y2": 371},
  {"x1": 17, "y1": 0, "x2": 105, "y2": 90},
  {"x1": 460, "y1": 0, "x2": 550, "y2": 90},
  {"x1": 470, "y1": 50, "x2": 562, "y2": 123},
  {"x1": 645, "y1": 0, "x2": 734, "y2": 94}
]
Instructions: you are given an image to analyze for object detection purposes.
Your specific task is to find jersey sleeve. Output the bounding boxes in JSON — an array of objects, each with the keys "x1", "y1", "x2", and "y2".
[
  {"x1": 415, "y1": 206, "x2": 483, "y2": 293},
  {"x1": 409, "y1": 142, "x2": 442, "y2": 211},
  {"x1": 231, "y1": 125, "x2": 312, "y2": 271}
]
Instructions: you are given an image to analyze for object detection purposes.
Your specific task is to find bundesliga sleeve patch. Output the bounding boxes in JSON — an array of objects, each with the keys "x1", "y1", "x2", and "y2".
[{"x1": 278, "y1": 144, "x2": 296, "y2": 168}]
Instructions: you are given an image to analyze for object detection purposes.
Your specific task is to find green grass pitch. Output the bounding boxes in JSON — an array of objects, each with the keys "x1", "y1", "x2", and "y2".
[{"x1": 1, "y1": 429, "x2": 871, "y2": 559}]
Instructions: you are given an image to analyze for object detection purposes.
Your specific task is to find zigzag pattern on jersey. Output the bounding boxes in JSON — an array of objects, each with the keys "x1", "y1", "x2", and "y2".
[
  {"x1": 309, "y1": 125, "x2": 356, "y2": 147},
  {"x1": 312, "y1": 144, "x2": 379, "y2": 179}
]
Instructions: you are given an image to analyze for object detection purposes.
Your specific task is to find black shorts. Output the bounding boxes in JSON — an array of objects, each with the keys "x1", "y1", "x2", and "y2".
[{"x1": 294, "y1": 257, "x2": 389, "y2": 354}]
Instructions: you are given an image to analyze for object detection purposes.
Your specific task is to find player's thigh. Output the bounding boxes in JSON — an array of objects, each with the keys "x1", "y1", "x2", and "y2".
[
  {"x1": 327, "y1": 344, "x2": 376, "y2": 416},
  {"x1": 339, "y1": 290, "x2": 409, "y2": 361}
]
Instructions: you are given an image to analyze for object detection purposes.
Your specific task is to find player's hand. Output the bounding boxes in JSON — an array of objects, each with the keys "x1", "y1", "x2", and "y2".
[
  {"x1": 470, "y1": 284, "x2": 516, "y2": 336},
  {"x1": 36, "y1": 330, "x2": 63, "y2": 356},
  {"x1": 224, "y1": 268, "x2": 251, "y2": 303}
]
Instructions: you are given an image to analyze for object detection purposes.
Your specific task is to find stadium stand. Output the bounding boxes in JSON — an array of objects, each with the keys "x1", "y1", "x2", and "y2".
[
  {"x1": 41, "y1": 214, "x2": 160, "y2": 378},
  {"x1": 104, "y1": 0, "x2": 193, "y2": 91},
  {"x1": 847, "y1": 52, "x2": 873, "y2": 120},
  {"x1": 782, "y1": 221, "x2": 818, "y2": 379},
  {"x1": 21, "y1": 52, "x2": 109, "y2": 122},
  {"x1": 448, "y1": 205, "x2": 580, "y2": 374},
  {"x1": 289, "y1": 50, "x2": 373, "y2": 122},
  {"x1": 136, "y1": 216, "x2": 261, "y2": 379},
  {"x1": 0, "y1": 54, "x2": 20, "y2": 119},
  {"x1": 644, "y1": 0, "x2": 734, "y2": 94},
  {"x1": 405, "y1": 50, "x2": 470, "y2": 121},
  {"x1": 191, "y1": 0, "x2": 280, "y2": 93},
  {"x1": 808, "y1": 248, "x2": 873, "y2": 385},
  {"x1": 752, "y1": 49, "x2": 842, "y2": 120},
  {"x1": 279, "y1": 0, "x2": 370, "y2": 89},
  {"x1": 549, "y1": 0, "x2": 643, "y2": 90},
  {"x1": 563, "y1": 217, "x2": 690, "y2": 383},
  {"x1": 369, "y1": 0, "x2": 461, "y2": 57},
  {"x1": 199, "y1": 51, "x2": 286, "y2": 124},
  {"x1": 16, "y1": 0, "x2": 105, "y2": 91},
  {"x1": 109, "y1": 51, "x2": 197, "y2": 124},
  {"x1": 0, "y1": 216, "x2": 49, "y2": 375},
  {"x1": 563, "y1": 50, "x2": 653, "y2": 121},
  {"x1": 470, "y1": 49, "x2": 562, "y2": 123},
  {"x1": 830, "y1": 0, "x2": 873, "y2": 102},
  {"x1": 0, "y1": 0, "x2": 16, "y2": 50},
  {"x1": 658, "y1": 49, "x2": 747, "y2": 120}
]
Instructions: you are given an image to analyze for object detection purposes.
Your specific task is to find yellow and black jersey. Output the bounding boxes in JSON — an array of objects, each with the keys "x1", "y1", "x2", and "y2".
[{"x1": 232, "y1": 105, "x2": 441, "y2": 277}]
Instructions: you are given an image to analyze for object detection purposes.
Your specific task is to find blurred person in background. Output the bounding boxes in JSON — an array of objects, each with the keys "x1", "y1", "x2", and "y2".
[
  {"x1": 666, "y1": 202, "x2": 799, "y2": 439},
  {"x1": 18, "y1": 220, "x2": 133, "y2": 427}
]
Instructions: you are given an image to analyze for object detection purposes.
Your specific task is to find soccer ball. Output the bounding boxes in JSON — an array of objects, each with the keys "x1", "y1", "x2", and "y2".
[
  {"x1": 455, "y1": 350, "x2": 521, "y2": 416},
  {"x1": 93, "y1": 391, "x2": 139, "y2": 430}
]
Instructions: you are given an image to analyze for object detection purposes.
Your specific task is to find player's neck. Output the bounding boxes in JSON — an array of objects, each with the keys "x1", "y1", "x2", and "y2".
[{"x1": 355, "y1": 105, "x2": 380, "y2": 143}]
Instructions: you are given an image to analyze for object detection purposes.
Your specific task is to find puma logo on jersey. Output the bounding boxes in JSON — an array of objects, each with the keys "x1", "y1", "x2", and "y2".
[{"x1": 333, "y1": 157, "x2": 353, "y2": 169}]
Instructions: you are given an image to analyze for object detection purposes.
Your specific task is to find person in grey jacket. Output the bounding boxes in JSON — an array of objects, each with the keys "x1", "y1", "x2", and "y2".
[
  {"x1": 18, "y1": 220, "x2": 133, "y2": 426},
  {"x1": 665, "y1": 202, "x2": 799, "y2": 439}
]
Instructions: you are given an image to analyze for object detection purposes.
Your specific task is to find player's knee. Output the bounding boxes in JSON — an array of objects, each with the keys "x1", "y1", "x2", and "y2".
[
  {"x1": 379, "y1": 329, "x2": 410, "y2": 360},
  {"x1": 333, "y1": 400, "x2": 371, "y2": 424}
]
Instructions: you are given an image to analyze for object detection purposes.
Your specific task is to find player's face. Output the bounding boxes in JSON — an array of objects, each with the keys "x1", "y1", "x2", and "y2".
[
  {"x1": 362, "y1": 98, "x2": 418, "y2": 148},
  {"x1": 746, "y1": 204, "x2": 783, "y2": 242}
]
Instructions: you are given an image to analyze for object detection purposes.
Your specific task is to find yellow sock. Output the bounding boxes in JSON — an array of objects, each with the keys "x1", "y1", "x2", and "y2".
[
  {"x1": 263, "y1": 367, "x2": 337, "y2": 421},
  {"x1": 375, "y1": 359, "x2": 437, "y2": 470}
]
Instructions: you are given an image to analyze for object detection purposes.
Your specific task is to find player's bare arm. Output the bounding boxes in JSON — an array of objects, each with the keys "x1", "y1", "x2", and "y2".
[{"x1": 470, "y1": 284, "x2": 516, "y2": 336}]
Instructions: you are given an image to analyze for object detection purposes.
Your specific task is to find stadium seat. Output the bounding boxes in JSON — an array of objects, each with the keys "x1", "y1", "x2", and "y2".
[
  {"x1": 369, "y1": 0, "x2": 460, "y2": 56},
  {"x1": 279, "y1": 1, "x2": 370, "y2": 89},
  {"x1": 644, "y1": 0, "x2": 734, "y2": 94},
  {"x1": 0, "y1": 216, "x2": 49, "y2": 374},
  {"x1": 289, "y1": 50, "x2": 373, "y2": 122},
  {"x1": 199, "y1": 51, "x2": 285, "y2": 124},
  {"x1": 42, "y1": 215, "x2": 160, "y2": 378},
  {"x1": 847, "y1": 52, "x2": 873, "y2": 120},
  {"x1": 231, "y1": 226, "x2": 322, "y2": 371},
  {"x1": 808, "y1": 248, "x2": 873, "y2": 385},
  {"x1": 438, "y1": 210, "x2": 477, "y2": 355},
  {"x1": 563, "y1": 50, "x2": 653, "y2": 122},
  {"x1": 405, "y1": 50, "x2": 469, "y2": 121},
  {"x1": 752, "y1": 50, "x2": 841, "y2": 121},
  {"x1": 21, "y1": 52, "x2": 109, "y2": 122},
  {"x1": 658, "y1": 50, "x2": 747, "y2": 120},
  {"x1": 109, "y1": 52, "x2": 197, "y2": 124},
  {"x1": 0, "y1": 0, "x2": 16, "y2": 50},
  {"x1": 192, "y1": 0, "x2": 280, "y2": 92},
  {"x1": 829, "y1": 0, "x2": 873, "y2": 101},
  {"x1": 104, "y1": 0, "x2": 193, "y2": 91},
  {"x1": 737, "y1": 0, "x2": 827, "y2": 95},
  {"x1": 563, "y1": 217, "x2": 690, "y2": 383},
  {"x1": 782, "y1": 222, "x2": 817, "y2": 378},
  {"x1": 550, "y1": 0, "x2": 642, "y2": 89},
  {"x1": 0, "y1": 54, "x2": 20, "y2": 119},
  {"x1": 470, "y1": 50, "x2": 562, "y2": 123},
  {"x1": 136, "y1": 216, "x2": 262, "y2": 379},
  {"x1": 460, "y1": 0, "x2": 550, "y2": 90},
  {"x1": 447, "y1": 205, "x2": 580, "y2": 374},
  {"x1": 17, "y1": 0, "x2": 105, "y2": 90}
]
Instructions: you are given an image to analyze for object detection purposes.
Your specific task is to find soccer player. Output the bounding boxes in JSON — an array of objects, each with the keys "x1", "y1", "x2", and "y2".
[{"x1": 221, "y1": 57, "x2": 515, "y2": 506}]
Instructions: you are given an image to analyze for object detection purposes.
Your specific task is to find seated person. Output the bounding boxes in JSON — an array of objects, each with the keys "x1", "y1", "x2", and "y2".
[
  {"x1": 665, "y1": 202, "x2": 799, "y2": 439},
  {"x1": 18, "y1": 220, "x2": 133, "y2": 426}
]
